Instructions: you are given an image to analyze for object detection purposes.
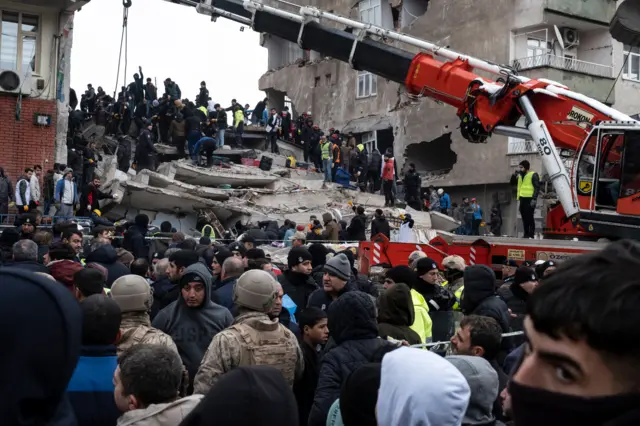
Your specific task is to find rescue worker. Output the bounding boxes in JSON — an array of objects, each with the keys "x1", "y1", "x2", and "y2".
[
  {"x1": 169, "y1": 113, "x2": 187, "y2": 158},
  {"x1": 382, "y1": 152, "x2": 395, "y2": 207},
  {"x1": 367, "y1": 148, "x2": 382, "y2": 193},
  {"x1": 403, "y1": 163, "x2": 422, "y2": 210},
  {"x1": 370, "y1": 208, "x2": 391, "y2": 239},
  {"x1": 320, "y1": 136, "x2": 333, "y2": 183},
  {"x1": 134, "y1": 119, "x2": 157, "y2": 172},
  {"x1": 15, "y1": 168, "x2": 33, "y2": 213},
  {"x1": 438, "y1": 188, "x2": 451, "y2": 215},
  {"x1": 233, "y1": 105, "x2": 245, "y2": 148},
  {"x1": 197, "y1": 81, "x2": 209, "y2": 108},
  {"x1": 193, "y1": 269, "x2": 304, "y2": 393},
  {"x1": 110, "y1": 274, "x2": 179, "y2": 357},
  {"x1": 441, "y1": 255, "x2": 466, "y2": 310},
  {"x1": 415, "y1": 257, "x2": 456, "y2": 341},
  {"x1": 510, "y1": 159, "x2": 540, "y2": 238},
  {"x1": 116, "y1": 136, "x2": 132, "y2": 172},
  {"x1": 78, "y1": 175, "x2": 115, "y2": 218},
  {"x1": 330, "y1": 136, "x2": 342, "y2": 181}
]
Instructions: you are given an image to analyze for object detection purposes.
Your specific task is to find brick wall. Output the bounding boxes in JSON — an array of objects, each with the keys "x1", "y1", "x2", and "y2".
[{"x1": 0, "y1": 94, "x2": 57, "y2": 183}]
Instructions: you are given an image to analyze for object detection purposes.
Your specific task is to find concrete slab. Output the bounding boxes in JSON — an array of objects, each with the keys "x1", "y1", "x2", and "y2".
[
  {"x1": 429, "y1": 211, "x2": 461, "y2": 233},
  {"x1": 133, "y1": 169, "x2": 230, "y2": 201},
  {"x1": 173, "y1": 160, "x2": 278, "y2": 188}
]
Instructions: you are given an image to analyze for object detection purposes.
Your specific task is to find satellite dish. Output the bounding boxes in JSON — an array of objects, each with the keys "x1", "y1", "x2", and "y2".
[{"x1": 554, "y1": 25, "x2": 565, "y2": 50}]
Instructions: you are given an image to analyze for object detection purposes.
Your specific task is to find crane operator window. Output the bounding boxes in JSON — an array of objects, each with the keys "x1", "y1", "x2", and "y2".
[
  {"x1": 595, "y1": 133, "x2": 623, "y2": 207},
  {"x1": 576, "y1": 131, "x2": 597, "y2": 197},
  {"x1": 621, "y1": 131, "x2": 640, "y2": 199}
]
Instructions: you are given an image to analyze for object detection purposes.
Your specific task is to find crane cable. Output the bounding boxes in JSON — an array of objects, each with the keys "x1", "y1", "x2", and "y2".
[{"x1": 113, "y1": 0, "x2": 132, "y2": 98}]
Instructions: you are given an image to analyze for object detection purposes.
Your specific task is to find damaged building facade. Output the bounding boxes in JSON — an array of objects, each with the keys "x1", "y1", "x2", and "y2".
[
  {"x1": 0, "y1": 0, "x2": 82, "y2": 180},
  {"x1": 259, "y1": 0, "x2": 640, "y2": 236}
]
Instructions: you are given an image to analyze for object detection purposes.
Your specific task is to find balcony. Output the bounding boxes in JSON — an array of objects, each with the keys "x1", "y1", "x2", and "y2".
[{"x1": 512, "y1": 54, "x2": 615, "y2": 103}]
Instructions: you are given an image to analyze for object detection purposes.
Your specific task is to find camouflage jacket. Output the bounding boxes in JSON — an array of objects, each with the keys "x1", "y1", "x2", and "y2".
[
  {"x1": 193, "y1": 311, "x2": 304, "y2": 394},
  {"x1": 117, "y1": 312, "x2": 179, "y2": 357}
]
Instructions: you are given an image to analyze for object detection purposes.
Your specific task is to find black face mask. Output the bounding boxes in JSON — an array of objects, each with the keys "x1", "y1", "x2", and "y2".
[{"x1": 510, "y1": 380, "x2": 640, "y2": 426}]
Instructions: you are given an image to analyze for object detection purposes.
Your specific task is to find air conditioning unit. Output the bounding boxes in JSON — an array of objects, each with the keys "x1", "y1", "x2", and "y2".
[
  {"x1": 561, "y1": 28, "x2": 580, "y2": 46},
  {"x1": 0, "y1": 69, "x2": 32, "y2": 96}
]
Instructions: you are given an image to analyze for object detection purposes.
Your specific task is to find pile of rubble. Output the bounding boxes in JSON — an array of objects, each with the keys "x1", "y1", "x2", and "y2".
[{"x1": 93, "y1": 134, "x2": 460, "y2": 240}]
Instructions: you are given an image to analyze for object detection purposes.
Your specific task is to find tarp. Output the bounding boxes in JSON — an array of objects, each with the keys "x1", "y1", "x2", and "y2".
[{"x1": 342, "y1": 115, "x2": 393, "y2": 134}]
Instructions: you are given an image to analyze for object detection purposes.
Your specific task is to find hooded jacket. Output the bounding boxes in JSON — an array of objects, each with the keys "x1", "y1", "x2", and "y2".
[
  {"x1": 447, "y1": 355, "x2": 500, "y2": 426},
  {"x1": 378, "y1": 283, "x2": 421, "y2": 345},
  {"x1": 86, "y1": 244, "x2": 130, "y2": 288},
  {"x1": 347, "y1": 213, "x2": 367, "y2": 241},
  {"x1": 370, "y1": 213, "x2": 391, "y2": 239},
  {"x1": 320, "y1": 213, "x2": 340, "y2": 242},
  {"x1": 308, "y1": 292, "x2": 397, "y2": 426},
  {"x1": 461, "y1": 265, "x2": 510, "y2": 335},
  {"x1": 116, "y1": 394, "x2": 203, "y2": 426},
  {"x1": 377, "y1": 347, "x2": 470, "y2": 426},
  {"x1": 150, "y1": 276, "x2": 179, "y2": 320},
  {"x1": 48, "y1": 259, "x2": 85, "y2": 292},
  {"x1": 152, "y1": 263, "x2": 233, "y2": 386},
  {"x1": 0, "y1": 269, "x2": 82, "y2": 426},
  {"x1": 180, "y1": 366, "x2": 299, "y2": 426},
  {"x1": 123, "y1": 224, "x2": 149, "y2": 260}
]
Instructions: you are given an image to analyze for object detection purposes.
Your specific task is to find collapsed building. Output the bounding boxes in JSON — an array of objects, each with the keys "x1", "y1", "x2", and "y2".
[{"x1": 89, "y1": 122, "x2": 460, "y2": 242}]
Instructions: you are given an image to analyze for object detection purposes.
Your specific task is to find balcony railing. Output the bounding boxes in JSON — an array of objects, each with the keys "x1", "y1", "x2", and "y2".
[
  {"x1": 508, "y1": 139, "x2": 538, "y2": 155},
  {"x1": 512, "y1": 54, "x2": 614, "y2": 78}
]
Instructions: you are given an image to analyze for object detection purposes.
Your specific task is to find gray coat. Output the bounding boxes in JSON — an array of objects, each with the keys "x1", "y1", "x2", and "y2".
[
  {"x1": 152, "y1": 262, "x2": 233, "y2": 384},
  {"x1": 0, "y1": 168, "x2": 13, "y2": 204}
]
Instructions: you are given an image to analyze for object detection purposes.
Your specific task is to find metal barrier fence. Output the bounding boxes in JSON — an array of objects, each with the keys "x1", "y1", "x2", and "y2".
[{"x1": 410, "y1": 331, "x2": 524, "y2": 352}]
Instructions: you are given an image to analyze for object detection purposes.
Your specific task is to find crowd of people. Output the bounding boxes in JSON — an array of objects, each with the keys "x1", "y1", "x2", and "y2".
[{"x1": 2, "y1": 194, "x2": 640, "y2": 426}]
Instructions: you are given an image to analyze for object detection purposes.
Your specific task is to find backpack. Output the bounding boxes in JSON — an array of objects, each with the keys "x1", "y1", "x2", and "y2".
[{"x1": 231, "y1": 323, "x2": 298, "y2": 386}]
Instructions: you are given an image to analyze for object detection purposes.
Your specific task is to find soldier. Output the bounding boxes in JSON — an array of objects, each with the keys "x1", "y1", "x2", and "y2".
[
  {"x1": 193, "y1": 269, "x2": 304, "y2": 394},
  {"x1": 110, "y1": 275, "x2": 179, "y2": 357}
]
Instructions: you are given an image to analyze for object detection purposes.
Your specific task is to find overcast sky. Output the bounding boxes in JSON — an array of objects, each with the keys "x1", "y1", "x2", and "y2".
[{"x1": 70, "y1": 0, "x2": 267, "y2": 106}]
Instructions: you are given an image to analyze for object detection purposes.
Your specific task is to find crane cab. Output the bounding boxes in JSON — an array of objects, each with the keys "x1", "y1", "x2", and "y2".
[{"x1": 573, "y1": 121, "x2": 640, "y2": 239}]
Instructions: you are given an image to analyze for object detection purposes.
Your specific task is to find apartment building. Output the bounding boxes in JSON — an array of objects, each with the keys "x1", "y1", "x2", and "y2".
[
  {"x1": 257, "y1": 0, "x2": 639, "y2": 236},
  {"x1": 0, "y1": 0, "x2": 86, "y2": 181}
]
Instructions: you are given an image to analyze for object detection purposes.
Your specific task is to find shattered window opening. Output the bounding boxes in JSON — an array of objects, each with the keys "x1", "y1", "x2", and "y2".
[
  {"x1": 325, "y1": 73, "x2": 332, "y2": 85},
  {"x1": 314, "y1": 76, "x2": 320, "y2": 87},
  {"x1": 405, "y1": 133, "x2": 457, "y2": 178}
]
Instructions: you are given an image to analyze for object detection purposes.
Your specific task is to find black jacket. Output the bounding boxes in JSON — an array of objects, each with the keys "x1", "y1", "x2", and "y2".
[
  {"x1": 347, "y1": 213, "x2": 367, "y2": 241},
  {"x1": 150, "y1": 276, "x2": 179, "y2": 320},
  {"x1": 461, "y1": 265, "x2": 511, "y2": 334},
  {"x1": 122, "y1": 224, "x2": 149, "y2": 260},
  {"x1": 308, "y1": 292, "x2": 397, "y2": 426},
  {"x1": 368, "y1": 150, "x2": 382, "y2": 172},
  {"x1": 77, "y1": 183, "x2": 113, "y2": 217},
  {"x1": 215, "y1": 109, "x2": 228, "y2": 130},
  {"x1": 278, "y1": 270, "x2": 318, "y2": 320},
  {"x1": 185, "y1": 115, "x2": 201, "y2": 134},
  {"x1": 307, "y1": 280, "x2": 356, "y2": 312},
  {"x1": 404, "y1": 170, "x2": 421, "y2": 197},
  {"x1": 370, "y1": 214, "x2": 391, "y2": 239},
  {"x1": 294, "y1": 341, "x2": 322, "y2": 426},
  {"x1": 197, "y1": 87, "x2": 210, "y2": 107},
  {"x1": 9, "y1": 260, "x2": 50, "y2": 274},
  {"x1": 85, "y1": 245, "x2": 130, "y2": 288}
]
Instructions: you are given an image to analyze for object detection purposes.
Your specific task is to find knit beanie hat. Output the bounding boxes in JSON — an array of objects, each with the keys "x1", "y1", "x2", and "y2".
[
  {"x1": 308, "y1": 243, "x2": 329, "y2": 267},
  {"x1": 233, "y1": 269, "x2": 278, "y2": 313},
  {"x1": 135, "y1": 214, "x2": 149, "y2": 228},
  {"x1": 324, "y1": 253, "x2": 351, "y2": 281},
  {"x1": 214, "y1": 247, "x2": 232, "y2": 266},
  {"x1": 111, "y1": 275, "x2": 153, "y2": 313},
  {"x1": 415, "y1": 257, "x2": 439, "y2": 276},
  {"x1": 288, "y1": 247, "x2": 313, "y2": 268},
  {"x1": 246, "y1": 248, "x2": 266, "y2": 260}
]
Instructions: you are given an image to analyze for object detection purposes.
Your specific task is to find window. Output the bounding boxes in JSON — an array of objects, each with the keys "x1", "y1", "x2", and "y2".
[
  {"x1": 358, "y1": 0, "x2": 382, "y2": 26},
  {"x1": 526, "y1": 38, "x2": 551, "y2": 66},
  {"x1": 0, "y1": 11, "x2": 38, "y2": 74},
  {"x1": 357, "y1": 71, "x2": 377, "y2": 98},
  {"x1": 361, "y1": 131, "x2": 377, "y2": 153},
  {"x1": 284, "y1": 95, "x2": 293, "y2": 113},
  {"x1": 623, "y1": 44, "x2": 640, "y2": 82}
]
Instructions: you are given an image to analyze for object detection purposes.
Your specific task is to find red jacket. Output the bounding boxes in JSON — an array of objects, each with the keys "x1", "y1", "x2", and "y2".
[{"x1": 382, "y1": 158, "x2": 394, "y2": 181}]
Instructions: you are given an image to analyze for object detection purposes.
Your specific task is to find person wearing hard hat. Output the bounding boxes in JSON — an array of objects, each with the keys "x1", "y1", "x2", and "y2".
[
  {"x1": 441, "y1": 255, "x2": 466, "y2": 311},
  {"x1": 438, "y1": 188, "x2": 451, "y2": 216}
]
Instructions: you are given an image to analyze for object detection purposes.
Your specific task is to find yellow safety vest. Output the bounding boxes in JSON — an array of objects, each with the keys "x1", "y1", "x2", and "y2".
[
  {"x1": 201, "y1": 224, "x2": 215, "y2": 241},
  {"x1": 441, "y1": 280, "x2": 464, "y2": 311},
  {"x1": 198, "y1": 106, "x2": 208, "y2": 118},
  {"x1": 517, "y1": 171, "x2": 535, "y2": 199},
  {"x1": 357, "y1": 143, "x2": 364, "y2": 152},
  {"x1": 410, "y1": 289, "x2": 433, "y2": 343},
  {"x1": 321, "y1": 142, "x2": 332, "y2": 160}
]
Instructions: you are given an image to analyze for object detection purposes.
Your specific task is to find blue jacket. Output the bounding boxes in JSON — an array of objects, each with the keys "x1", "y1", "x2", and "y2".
[
  {"x1": 54, "y1": 179, "x2": 79, "y2": 203},
  {"x1": 193, "y1": 137, "x2": 216, "y2": 155},
  {"x1": 66, "y1": 345, "x2": 119, "y2": 426},
  {"x1": 439, "y1": 193, "x2": 451, "y2": 210},
  {"x1": 283, "y1": 228, "x2": 295, "y2": 247},
  {"x1": 472, "y1": 203, "x2": 483, "y2": 220},
  {"x1": 214, "y1": 276, "x2": 239, "y2": 311},
  {"x1": 261, "y1": 108, "x2": 269, "y2": 123}
]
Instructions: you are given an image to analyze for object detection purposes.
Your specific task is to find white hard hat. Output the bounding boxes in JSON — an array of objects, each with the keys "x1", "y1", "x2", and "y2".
[{"x1": 437, "y1": 188, "x2": 444, "y2": 195}]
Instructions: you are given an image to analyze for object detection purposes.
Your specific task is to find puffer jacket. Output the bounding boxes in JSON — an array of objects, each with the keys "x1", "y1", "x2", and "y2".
[{"x1": 308, "y1": 292, "x2": 398, "y2": 426}]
